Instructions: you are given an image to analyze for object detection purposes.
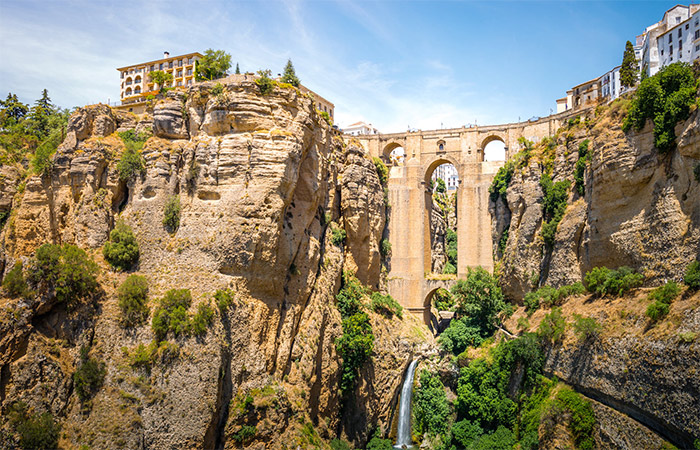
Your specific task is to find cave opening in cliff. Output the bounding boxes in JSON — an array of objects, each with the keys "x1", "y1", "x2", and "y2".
[{"x1": 424, "y1": 161, "x2": 459, "y2": 278}]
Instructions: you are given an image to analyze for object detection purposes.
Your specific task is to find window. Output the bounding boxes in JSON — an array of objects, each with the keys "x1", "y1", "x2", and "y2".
[
  {"x1": 695, "y1": 30, "x2": 700, "y2": 39},
  {"x1": 134, "y1": 86, "x2": 141, "y2": 94},
  {"x1": 696, "y1": 44, "x2": 700, "y2": 51},
  {"x1": 661, "y1": 49, "x2": 664, "y2": 55},
  {"x1": 186, "y1": 69, "x2": 192, "y2": 76},
  {"x1": 177, "y1": 70, "x2": 182, "y2": 77},
  {"x1": 679, "y1": 40, "x2": 683, "y2": 50},
  {"x1": 670, "y1": 45, "x2": 673, "y2": 54},
  {"x1": 168, "y1": 62, "x2": 173, "y2": 68},
  {"x1": 669, "y1": 34, "x2": 673, "y2": 43},
  {"x1": 686, "y1": 24, "x2": 689, "y2": 30},
  {"x1": 679, "y1": 29, "x2": 682, "y2": 38},
  {"x1": 159, "y1": 63, "x2": 163, "y2": 70},
  {"x1": 177, "y1": 81, "x2": 182, "y2": 86},
  {"x1": 676, "y1": 17, "x2": 681, "y2": 24}
]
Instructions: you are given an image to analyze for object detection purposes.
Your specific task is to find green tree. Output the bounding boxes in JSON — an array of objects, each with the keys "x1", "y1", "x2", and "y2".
[
  {"x1": 435, "y1": 177, "x2": 446, "y2": 193},
  {"x1": 235, "y1": 63, "x2": 241, "y2": 74},
  {"x1": 281, "y1": 58, "x2": 300, "y2": 87},
  {"x1": 28, "y1": 243, "x2": 99, "y2": 305},
  {"x1": 451, "y1": 267, "x2": 506, "y2": 334},
  {"x1": 255, "y1": 69, "x2": 274, "y2": 95},
  {"x1": 413, "y1": 370, "x2": 450, "y2": 436},
  {"x1": 620, "y1": 40, "x2": 639, "y2": 88},
  {"x1": 163, "y1": 195, "x2": 181, "y2": 232},
  {"x1": 0, "y1": 93, "x2": 29, "y2": 126},
  {"x1": 148, "y1": 70, "x2": 174, "y2": 92},
  {"x1": 2, "y1": 261, "x2": 29, "y2": 298},
  {"x1": 118, "y1": 274, "x2": 149, "y2": 327},
  {"x1": 7, "y1": 402, "x2": 60, "y2": 450},
  {"x1": 195, "y1": 49, "x2": 232, "y2": 81}
]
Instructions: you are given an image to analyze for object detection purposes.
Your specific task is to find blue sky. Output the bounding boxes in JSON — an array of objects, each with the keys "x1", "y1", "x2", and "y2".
[{"x1": 0, "y1": 0, "x2": 686, "y2": 132}]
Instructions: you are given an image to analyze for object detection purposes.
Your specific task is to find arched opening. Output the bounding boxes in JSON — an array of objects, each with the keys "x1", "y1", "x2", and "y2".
[
  {"x1": 382, "y1": 142, "x2": 405, "y2": 166},
  {"x1": 135, "y1": 75, "x2": 142, "y2": 84},
  {"x1": 134, "y1": 86, "x2": 141, "y2": 94},
  {"x1": 125, "y1": 87, "x2": 132, "y2": 96},
  {"x1": 424, "y1": 159, "x2": 459, "y2": 277},
  {"x1": 125, "y1": 77, "x2": 133, "y2": 86},
  {"x1": 481, "y1": 136, "x2": 506, "y2": 162},
  {"x1": 424, "y1": 287, "x2": 456, "y2": 334}
]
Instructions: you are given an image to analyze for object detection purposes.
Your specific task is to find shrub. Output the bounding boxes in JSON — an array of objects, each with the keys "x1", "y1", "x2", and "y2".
[
  {"x1": 7, "y1": 402, "x2": 60, "y2": 450},
  {"x1": 73, "y1": 349, "x2": 106, "y2": 402},
  {"x1": 432, "y1": 288, "x2": 454, "y2": 311},
  {"x1": 555, "y1": 387, "x2": 596, "y2": 450},
  {"x1": 623, "y1": 62, "x2": 698, "y2": 153},
  {"x1": 648, "y1": 281, "x2": 680, "y2": 305},
  {"x1": 3, "y1": 261, "x2": 29, "y2": 298},
  {"x1": 329, "y1": 439, "x2": 352, "y2": 450},
  {"x1": 320, "y1": 111, "x2": 332, "y2": 126},
  {"x1": 255, "y1": 69, "x2": 274, "y2": 95},
  {"x1": 163, "y1": 195, "x2": 181, "y2": 232},
  {"x1": 572, "y1": 314, "x2": 602, "y2": 342},
  {"x1": 438, "y1": 317, "x2": 484, "y2": 355},
  {"x1": 369, "y1": 292, "x2": 402, "y2": 319},
  {"x1": 335, "y1": 272, "x2": 365, "y2": 317},
  {"x1": 365, "y1": 431, "x2": 393, "y2": 450},
  {"x1": 28, "y1": 243, "x2": 99, "y2": 304},
  {"x1": 210, "y1": 83, "x2": 224, "y2": 96},
  {"x1": 232, "y1": 425, "x2": 256, "y2": 443},
  {"x1": 372, "y1": 157, "x2": 388, "y2": 184},
  {"x1": 537, "y1": 307, "x2": 566, "y2": 344},
  {"x1": 331, "y1": 226, "x2": 346, "y2": 247},
  {"x1": 151, "y1": 288, "x2": 192, "y2": 341},
  {"x1": 191, "y1": 302, "x2": 215, "y2": 336},
  {"x1": 117, "y1": 131, "x2": 147, "y2": 181},
  {"x1": 584, "y1": 266, "x2": 643, "y2": 297},
  {"x1": 336, "y1": 311, "x2": 374, "y2": 395},
  {"x1": 489, "y1": 161, "x2": 514, "y2": 203},
  {"x1": 103, "y1": 220, "x2": 139, "y2": 270},
  {"x1": 442, "y1": 261, "x2": 457, "y2": 274},
  {"x1": 684, "y1": 260, "x2": 700, "y2": 290},
  {"x1": 214, "y1": 288, "x2": 235, "y2": 313},
  {"x1": 379, "y1": 238, "x2": 391, "y2": 258},
  {"x1": 117, "y1": 275, "x2": 149, "y2": 327},
  {"x1": 413, "y1": 370, "x2": 450, "y2": 436},
  {"x1": 497, "y1": 227, "x2": 509, "y2": 255},
  {"x1": 646, "y1": 301, "x2": 670, "y2": 322},
  {"x1": 540, "y1": 174, "x2": 571, "y2": 247},
  {"x1": 525, "y1": 282, "x2": 585, "y2": 314}
]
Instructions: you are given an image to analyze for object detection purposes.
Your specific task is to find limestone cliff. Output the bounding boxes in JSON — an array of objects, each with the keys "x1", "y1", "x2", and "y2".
[
  {"x1": 492, "y1": 102, "x2": 700, "y2": 300},
  {"x1": 0, "y1": 80, "x2": 430, "y2": 449}
]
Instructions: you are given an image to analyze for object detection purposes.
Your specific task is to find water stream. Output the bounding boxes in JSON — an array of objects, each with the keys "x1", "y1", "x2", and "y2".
[{"x1": 394, "y1": 359, "x2": 418, "y2": 448}]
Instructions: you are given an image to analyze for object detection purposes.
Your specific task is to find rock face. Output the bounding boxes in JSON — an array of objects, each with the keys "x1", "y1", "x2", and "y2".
[
  {"x1": 493, "y1": 104, "x2": 700, "y2": 301},
  {"x1": 430, "y1": 203, "x2": 447, "y2": 274},
  {"x1": 0, "y1": 80, "x2": 428, "y2": 449}
]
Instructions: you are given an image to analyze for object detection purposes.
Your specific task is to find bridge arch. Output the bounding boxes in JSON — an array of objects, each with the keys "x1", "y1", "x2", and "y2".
[
  {"x1": 480, "y1": 134, "x2": 507, "y2": 162},
  {"x1": 382, "y1": 141, "x2": 406, "y2": 166}
]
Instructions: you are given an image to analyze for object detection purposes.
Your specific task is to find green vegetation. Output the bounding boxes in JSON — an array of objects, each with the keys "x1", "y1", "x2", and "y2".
[
  {"x1": 117, "y1": 275, "x2": 149, "y2": 327},
  {"x1": 524, "y1": 282, "x2": 585, "y2": 314},
  {"x1": 574, "y1": 139, "x2": 590, "y2": 196},
  {"x1": 622, "y1": 62, "x2": 699, "y2": 153},
  {"x1": 163, "y1": 194, "x2": 181, "y2": 232},
  {"x1": 103, "y1": 220, "x2": 139, "y2": 271},
  {"x1": 148, "y1": 70, "x2": 174, "y2": 92},
  {"x1": 537, "y1": 307, "x2": 566, "y2": 345},
  {"x1": 210, "y1": 83, "x2": 224, "y2": 96},
  {"x1": 553, "y1": 387, "x2": 596, "y2": 450},
  {"x1": 281, "y1": 59, "x2": 300, "y2": 87},
  {"x1": 331, "y1": 225, "x2": 346, "y2": 247},
  {"x1": 497, "y1": 227, "x2": 509, "y2": 255},
  {"x1": 117, "y1": 130, "x2": 148, "y2": 181},
  {"x1": 372, "y1": 156, "x2": 388, "y2": 185},
  {"x1": 584, "y1": 266, "x2": 644, "y2": 297},
  {"x1": 335, "y1": 273, "x2": 374, "y2": 397},
  {"x1": 214, "y1": 288, "x2": 235, "y2": 313},
  {"x1": 28, "y1": 243, "x2": 99, "y2": 305},
  {"x1": 0, "y1": 90, "x2": 70, "y2": 175},
  {"x1": 684, "y1": 260, "x2": 700, "y2": 290},
  {"x1": 73, "y1": 347, "x2": 106, "y2": 403},
  {"x1": 646, "y1": 281, "x2": 680, "y2": 322},
  {"x1": 151, "y1": 289, "x2": 215, "y2": 340},
  {"x1": 620, "y1": 40, "x2": 639, "y2": 88},
  {"x1": 379, "y1": 238, "x2": 391, "y2": 258},
  {"x1": 3, "y1": 261, "x2": 29, "y2": 298},
  {"x1": 572, "y1": 314, "x2": 602, "y2": 342},
  {"x1": 413, "y1": 369, "x2": 450, "y2": 436},
  {"x1": 255, "y1": 69, "x2": 275, "y2": 95},
  {"x1": 329, "y1": 438, "x2": 352, "y2": 450},
  {"x1": 235, "y1": 63, "x2": 241, "y2": 74},
  {"x1": 194, "y1": 49, "x2": 232, "y2": 81},
  {"x1": 539, "y1": 173, "x2": 571, "y2": 247},
  {"x1": 435, "y1": 177, "x2": 446, "y2": 194},
  {"x1": 369, "y1": 291, "x2": 403, "y2": 319},
  {"x1": 439, "y1": 267, "x2": 506, "y2": 355},
  {"x1": 432, "y1": 288, "x2": 454, "y2": 311},
  {"x1": 320, "y1": 110, "x2": 332, "y2": 126},
  {"x1": 6, "y1": 401, "x2": 60, "y2": 450},
  {"x1": 489, "y1": 162, "x2": 513, "y2": 203},
  {"x1": 125, "y1": 340, "x2": 180, "y2": 372},
  {"x1": 232, "y1": 425, "x2": 257, "y2": 444},
  {"x1": 365, "y1": 430, "x2": 393, "y2": 450},
  {"x1": 446, "y1": 228, "x2": 457, "y2": 269}
]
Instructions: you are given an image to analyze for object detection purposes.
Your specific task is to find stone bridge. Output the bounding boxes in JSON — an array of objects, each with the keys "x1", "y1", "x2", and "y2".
[{"x1": 354, "y1": 112, "x2": 572, "y2": 327}]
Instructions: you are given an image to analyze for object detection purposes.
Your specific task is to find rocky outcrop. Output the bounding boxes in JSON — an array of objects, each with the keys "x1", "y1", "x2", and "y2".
[
  {"x1": 0, "y1": 80, "x2": 426, "y2": 449},
  {"x1": 492, "y1": 105, "x2": 700, "y2": 300},
  {"x1": 430, "y1": 203, "x2": 446, "y2": 274}
]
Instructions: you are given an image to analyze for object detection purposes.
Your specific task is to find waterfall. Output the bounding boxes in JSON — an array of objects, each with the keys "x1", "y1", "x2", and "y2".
[{"x1": 394, "y1": 359, "x2": 419, "y2": 448}]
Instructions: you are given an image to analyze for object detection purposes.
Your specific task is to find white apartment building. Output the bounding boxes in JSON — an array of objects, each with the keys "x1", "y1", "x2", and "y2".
[
  {"x1": 600, "y1": 65, "x2": 621, "y2": 100},
  {"x1": 343, "y1": 121, "x2": 379, "y2": 136},
  {"x1": 639, "y1": 4, "x2": 700, "y2": 78},
  {"x1": 432, "y1": 164, "x2": 458, "y2": 191}
]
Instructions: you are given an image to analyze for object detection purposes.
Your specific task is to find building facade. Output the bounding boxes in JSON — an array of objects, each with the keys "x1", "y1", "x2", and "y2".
[
  {"x1": 639, "y1": 4, "x2": 700, "y2": 78},
  {"x1": 343, "y1": 121, "x2": 379, "y2": 136},
  {"x1": 600, "y1": 65, "x2": 621, "y2": 100},
  {"x1": 116, "y1": 51, "x2": 203, "y2": 108},
  {"x1": 299, "y1": 85, "x2": 335, "y2": 121}
]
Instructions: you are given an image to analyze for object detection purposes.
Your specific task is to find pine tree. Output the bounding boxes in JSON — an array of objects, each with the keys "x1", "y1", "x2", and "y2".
[
  {"x1": 620, "y1": 40, "x2": 639, "y2": 88},
  {"x1": 281, "y1": 59, "x2": 300, "y2": 87},
  {"x1": 235, "y1": 63, "x2": 240, "y2": 74}
]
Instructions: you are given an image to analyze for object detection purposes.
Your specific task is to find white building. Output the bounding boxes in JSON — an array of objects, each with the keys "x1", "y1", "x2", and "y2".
[
  {"x1": 432, "y1": 164, "x2": 459, "y2": 191},
  {"x1": 639, "y1": 4, "x2": 700, "y2": 78},
  {"x1": 600, "y1": 65, "x2": 621, "y2": 101},
  {"x1": 343, "y1": 121, "x2": 379, "y2": 136}
]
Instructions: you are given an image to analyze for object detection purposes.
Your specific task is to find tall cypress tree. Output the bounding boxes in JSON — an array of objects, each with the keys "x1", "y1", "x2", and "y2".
[
  {"x1": 281, "y1": 59, "x2": 300, "y2": 87},
  {"x1": 235, "y1": 63, "x2": 240, "y2": 74},
  {"x1": 620, "y1": 40, "x2": 639, "y2": 88}
]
